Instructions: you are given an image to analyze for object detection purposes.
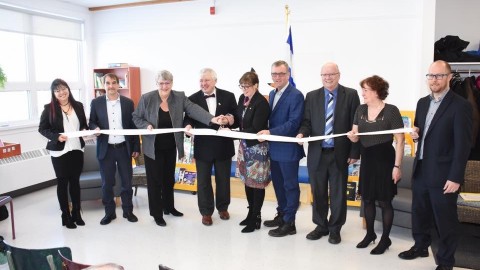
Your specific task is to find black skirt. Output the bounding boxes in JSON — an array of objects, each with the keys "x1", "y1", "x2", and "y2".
[{"x1": 359, "y1": 141, "x2": 397, "y2": 201}]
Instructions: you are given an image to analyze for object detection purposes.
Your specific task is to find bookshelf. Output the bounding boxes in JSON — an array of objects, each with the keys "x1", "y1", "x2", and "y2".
[{"x1": 93, "y1": 66, "x2": 141, "y2": 106}]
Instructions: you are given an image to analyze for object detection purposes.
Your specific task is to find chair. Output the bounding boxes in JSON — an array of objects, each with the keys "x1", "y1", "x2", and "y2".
[
  {"x1": 132, "y1": 152, "x2": 147, "y2": 196},
  {"x1": 0, "y1": 237, "x2": 72, "y2": 270},
  {"x1": 0, "y1": 196, "x2": 15, "y2": 240},
  {"x1": 78, "y1": 144, "x2": 122, "y2": 202},
  {"x1": 58, "y1": 250, "x2": 91, "y2": 270}
]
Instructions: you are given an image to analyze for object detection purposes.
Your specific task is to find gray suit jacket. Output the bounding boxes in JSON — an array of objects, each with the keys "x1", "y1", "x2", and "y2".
[
  {"x1": 299, "y1": 84, "x2": 360, "y2": 171},
  {"x1": 132, "y1": 89, "x2": 213, "y2": 160}
]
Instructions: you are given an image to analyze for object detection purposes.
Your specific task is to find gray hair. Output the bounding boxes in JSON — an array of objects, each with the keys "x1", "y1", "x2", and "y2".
[
  {"x1": 155, "y1": 70, "x2": 173, "y2": 82},
  {"x1": 272, "y1": 60, "x2": 290, "y2": 71},
  {"x1": 200, "y1": 68, "x2": 217, "y2": 81}
]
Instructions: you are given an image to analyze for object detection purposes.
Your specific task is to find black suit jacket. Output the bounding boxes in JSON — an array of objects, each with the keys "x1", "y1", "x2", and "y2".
[
  {"x1": 299, "y1": 84, "x2": 360, "y2": 171},
  {"x1": 237, "y1": 91, "x2": 269, "y2": 147},
  {"x1": 38, "y1": 101, "x2": 88, "y2": 151},
  {"x1": 89, "y1": 95, "x2": 140, "y2": 160},
  {"x1": 184, "y1": 88, "x2": 238, "y2": 162},
  {"x1": 413, "y1": 90, "x2": 473, "y2": 187}
]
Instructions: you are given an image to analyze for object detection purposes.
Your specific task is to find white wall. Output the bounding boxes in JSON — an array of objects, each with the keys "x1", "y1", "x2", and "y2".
[
  {"x1": 435, "y1": 0, "x2": 480, "y2": 51},
  {"x1": 91, "y1": 0, "x2": 430, "y2": 111},
  {"x1": 0, "y1": 0, "x2": 450, "y2": 193}
]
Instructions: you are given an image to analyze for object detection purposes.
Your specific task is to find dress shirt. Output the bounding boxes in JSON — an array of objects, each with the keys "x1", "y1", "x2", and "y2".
[
  {"x1": 273, "y1": 82, "x2": 289, "y2": 109},
  {"x1": 204, "y1": 90, "x2": 217, "y2": 115},
  {"x1": 106, "y1": 94, "x2": 125, "y2": 144}
]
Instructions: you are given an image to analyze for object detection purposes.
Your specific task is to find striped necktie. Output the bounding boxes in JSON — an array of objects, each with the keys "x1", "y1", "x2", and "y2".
[{"x1": 324, "y1": 92, "x2": 334, "y2": 144}]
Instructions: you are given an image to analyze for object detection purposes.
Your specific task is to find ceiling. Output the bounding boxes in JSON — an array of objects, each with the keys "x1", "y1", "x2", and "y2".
[{"x1": 60, "y1": 0, "x2": 189, "y2": 11}]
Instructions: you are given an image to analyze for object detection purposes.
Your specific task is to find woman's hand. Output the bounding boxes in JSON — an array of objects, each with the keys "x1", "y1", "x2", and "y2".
[
  {"x1": 346, "y1": 130, "x2": 359, "y2": 143},
  {"x1": 392, "y1": 166, "x2": 402, "y2": 184},
  {"x1": 58, "y1": 134, "x2": 68, "y2": 142}
]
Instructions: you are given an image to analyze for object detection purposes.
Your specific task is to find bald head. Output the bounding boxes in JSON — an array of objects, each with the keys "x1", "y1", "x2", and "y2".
[{"x1": 321, "y1": 62, "x2": 341, "y2": 91}]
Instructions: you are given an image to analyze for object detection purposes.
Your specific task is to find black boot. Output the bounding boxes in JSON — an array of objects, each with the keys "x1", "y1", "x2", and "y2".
[
  {"x1": 241, "y1": 213, "x2": 261, "y2": 233},
  {"x1": 61, "y1": 212, "x2": 77, "y2": 229},
  {"x1": 71, "y1": 205, "x2": 85, "y2": 226},
  {"x1": 239, "y1": 207, "x2": 252, "y2": 226}
]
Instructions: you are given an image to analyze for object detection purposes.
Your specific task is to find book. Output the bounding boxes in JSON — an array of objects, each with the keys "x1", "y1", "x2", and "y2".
[
  {"x1": 348, "y1": 160, "x2": 361, "y2": 176},
  {"x1": 346, "y1": 181, "x2": 357, "y2": 201},
  {"x1": 183, "y1": 171, "x2": 196, "y2": 185},
  {"x1": 175, "y1": 168, "x2": 186, "y2": 183},
  {"x1": 107, "y1": 63, "x2": 128, "y2": 68}
]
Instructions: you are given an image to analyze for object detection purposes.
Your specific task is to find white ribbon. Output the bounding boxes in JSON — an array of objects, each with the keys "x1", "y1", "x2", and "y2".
[{"x1": 62, "y1": 127, "x2": 413, "y2": 143}]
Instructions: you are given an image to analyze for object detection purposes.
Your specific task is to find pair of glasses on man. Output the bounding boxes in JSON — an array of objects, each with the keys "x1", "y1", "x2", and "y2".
[
  {"x1": 425, "y1": 73, "x2": 449, "y2": 80},
  {"x1": 238, "y1": 85, "x2": 252, "y2": 90}
]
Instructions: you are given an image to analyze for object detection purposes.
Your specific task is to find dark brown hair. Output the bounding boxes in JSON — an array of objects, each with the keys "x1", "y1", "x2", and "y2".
[{"x1": 360, "y1": 75, "x2": 389, "y2": 100}]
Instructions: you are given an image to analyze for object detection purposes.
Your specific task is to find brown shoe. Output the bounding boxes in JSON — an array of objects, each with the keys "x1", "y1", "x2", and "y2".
[
  {"x1": 202, "y1": 215, "x2": 213, "y2": 226},
  {"x1": 218, "y1": 210, "x2": 230, "y2": 220}
]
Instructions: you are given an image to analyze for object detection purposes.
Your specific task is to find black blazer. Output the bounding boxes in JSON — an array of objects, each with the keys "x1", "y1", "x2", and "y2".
[
  {"x1": 89, "y1": 95, "x2": 140, "y2": 160},
  {"x1": 237, "y1": 91, "x2": 269, "y2": 147},
  {"x1": 413, "y1": 90, "x2": 473, "y2": 187},
  {"x1": 38, "y1": 101, "x2": 88, "y2": 151},
  {"x1": 299, "y1": 84, "x2": 360, "y2": 171},
  {"x1": 184, "y1": 88, "x2": 238, "y2": 162}
]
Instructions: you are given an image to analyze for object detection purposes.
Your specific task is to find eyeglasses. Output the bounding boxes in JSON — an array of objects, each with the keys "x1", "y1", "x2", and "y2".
[
  {"x1": 425, "y1": 73, "x2": 449, "y2": 80},
  {"x1": 320, "y1": 73, "x2": 339, "y2": 78},
  {"x1": 271, "y1": 73, "x2": 287, "y2": 77},
  {"x1": 157, "y1": 81, "x2": 172, "y2": 86},
  {"x1": 239, "y1": 84, "x2": 252, "y2": 90},
  {"x1": 54, "y1": 87, "x2": 68, "y2": 93}
]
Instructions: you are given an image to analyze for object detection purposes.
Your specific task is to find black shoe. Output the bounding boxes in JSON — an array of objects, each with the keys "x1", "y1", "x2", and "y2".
[
  {"x1": 241, "y1": 214, "x2": 261, "y2": 233},
  {"x1": 164, "y1": 208, "x2": 184, "y2": 217},
  {"x1": 100, "y1": 213, "x2": 117, "y2": 225},
  {"x1": 239, "y1": 207, "x2": 252, "y2": 226},
  {"x1": 398, "y1": 246, "x2": 429, "y2": 260},
  {"x1": 435, "y1": 265, "x2": 453, "y2": 270},
  {"x1": 264, "y1": 213, "x2": 284, "y2": 227},
  {"x1": 356, "y1": 233, "x2": 377, "y2": 248},
  {"x1": 328, "y1": 232, "x2": 341, "y2": 244},
  {"x1": 61, "y1": 213, "x2": 77, "y2": 229},
  {"x1": 306, "y1": 229, "x2": 329, "y2": 240},
  {"x1": 268, "y1": 222, "x2": 296, "y2": 237},
  {"x1": 370, "y1": 237, "x2": 391, "y2": 255},
  {"x1": 154, "y1": 217, "x2": 167, "y2": 227},
  {"x1": 71, "y1": 208, "x2": 85, "y2": 226},
  {"x1": 123, "y1": 212, "x2": 138, "y2": 222}
]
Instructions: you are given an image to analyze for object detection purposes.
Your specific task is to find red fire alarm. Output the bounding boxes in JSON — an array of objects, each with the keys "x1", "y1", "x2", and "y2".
[{"x1": 210, "y1": 6, "x2": 215, "y2": 15}]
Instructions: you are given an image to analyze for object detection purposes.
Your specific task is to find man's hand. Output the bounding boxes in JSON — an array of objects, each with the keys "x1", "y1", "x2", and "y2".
[
  {"x1": 347, "y1": 158, "x2": 358, "y2": 165},
  {"x1": 147, "y1": 125, "x2": 153, "y2": 131},
  {"x1": 94, "y1": 127, "x2": 101, "y2": 136},
  {"x1": 296, "y1": 133, "x2": 304, "y2": 145},
  {"x1": 443, "y1": 180, "x2": 460, "y2": 194},
  {"x1": 132, "y1": 151, "x2": 140, "y2": 158},
  {"x1": 410, "y1": 126, "x2": 420, "y2": 141},
  {"x1": 225, "y1": 114, "x2": 234, "y2": 126},
  {"x1": 257, "y1": 130, "x2": 270, "y2": 142}
]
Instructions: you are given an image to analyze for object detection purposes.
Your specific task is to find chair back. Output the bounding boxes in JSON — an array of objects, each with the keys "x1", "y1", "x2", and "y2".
[
  {"x1": 83, "y1": 144, "x2": 99, "y2": 172},
  {"x1": 462, "y1": 160, "x2": 480, "y2": 193},
  {"x1": 0, "y1": 238, "x2": 72, "y2": 270},
  {"x1": 58, "y1": 250, "x2": 90, "y2": 270}
]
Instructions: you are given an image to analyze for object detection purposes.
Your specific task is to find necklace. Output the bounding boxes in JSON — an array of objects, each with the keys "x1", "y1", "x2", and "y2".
[{"x1": 61, "y1": 103, "x2": 71, "y2": 115}]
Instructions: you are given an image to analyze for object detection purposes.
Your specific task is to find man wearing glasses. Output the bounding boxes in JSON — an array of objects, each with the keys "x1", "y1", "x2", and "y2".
[
  {"x1": 297, "y1": 62, "x2": 360, "y2": 244},
  {"x1": 258, "y1": 60, "x2": 305, "y2": 237},
  {"x1": 398, "y1": 60, "x2": 472, "y2": 270}
]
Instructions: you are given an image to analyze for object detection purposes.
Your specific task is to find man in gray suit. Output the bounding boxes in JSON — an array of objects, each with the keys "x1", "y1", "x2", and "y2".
[{"x1": 297, "y1": 62, "x2": 360, "y2": 244}]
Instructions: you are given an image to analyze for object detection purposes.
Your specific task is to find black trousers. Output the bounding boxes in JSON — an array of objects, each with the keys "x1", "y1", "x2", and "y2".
[
  {"x1": 144, "y1": 147, "x2": 176, "y2": 218},
  {"x1": 195, "y1": 158, "x2": 231, "y2": 216},
  {"x1": 51, "y1": 150, "x2": 83, "y2": 213},
  {"x1": 310, "y1": 150, "x2": 347, "y2": 233},
  {"x1": 412, "y1": 161, "x2": 459, "y2": 267}
]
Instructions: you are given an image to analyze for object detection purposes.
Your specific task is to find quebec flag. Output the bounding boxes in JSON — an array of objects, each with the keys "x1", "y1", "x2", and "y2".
[{"x1": 286, "y1": 16, "x2": 296, "y2": 87}]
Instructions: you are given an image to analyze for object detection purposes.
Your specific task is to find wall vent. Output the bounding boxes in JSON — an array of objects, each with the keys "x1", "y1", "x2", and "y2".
[{"x1": 0, "y1": 149, "x2": 50, "y2": 166}]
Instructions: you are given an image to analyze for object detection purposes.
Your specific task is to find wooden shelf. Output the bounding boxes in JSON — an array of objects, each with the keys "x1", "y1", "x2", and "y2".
[{"x1": 92, "y1": 66, "x2": 141, "y2": 107}]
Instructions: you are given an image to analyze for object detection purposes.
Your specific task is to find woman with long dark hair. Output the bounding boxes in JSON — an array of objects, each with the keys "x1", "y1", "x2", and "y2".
[{"x1": 39, "y1": 79, "x2": 88, "y2": 229}]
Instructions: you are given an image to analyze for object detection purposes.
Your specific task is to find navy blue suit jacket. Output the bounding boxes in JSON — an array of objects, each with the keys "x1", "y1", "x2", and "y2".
[
  {"x1": 89, "y1": 95, "x2": 140, "y2": 160},
  {"x1": 268, "y1": 84, "x2": 305, "y2": 162},
  {"x1": 413, "y1": 90, "x2": 473, "y2": 187}
]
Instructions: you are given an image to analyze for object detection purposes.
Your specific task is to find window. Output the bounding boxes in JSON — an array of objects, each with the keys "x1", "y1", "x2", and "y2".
[{"x1": 0, "y1": 6, "x2": 84, "y2": 126}]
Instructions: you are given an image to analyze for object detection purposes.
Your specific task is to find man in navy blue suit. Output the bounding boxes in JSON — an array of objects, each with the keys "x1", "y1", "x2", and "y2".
[
  {"x1": 398, "y1": 61, "x2": 473, "y2": 270},
  {"x1": 258, "y1": 60, "x2": 305, "y2": 237},
  {"x1": 89, "y1": 73, "x2": 140, "y2": 225}
]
